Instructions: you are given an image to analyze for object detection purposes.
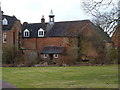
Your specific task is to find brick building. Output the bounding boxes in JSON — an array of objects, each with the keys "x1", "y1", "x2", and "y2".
[
  {"x1": 21, "y1": 11, "x2": 112, "y2": 65},
  {"x1": 2, "y1": 12, "x2": 22, "y2": 64},
  {"x1": 2, "y1": 12, "x2": 21, "y2": 50},
  {"x1": 111, "y1": 25, "x2": 120, "y2": 49}
]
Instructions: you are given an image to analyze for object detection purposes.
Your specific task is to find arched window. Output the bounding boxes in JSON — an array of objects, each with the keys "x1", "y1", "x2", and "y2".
[
  {"x1": 53, "y1": 54, "x2": 58, "y2": 58},
  {"x1": 2, "y1": 18, "x2": 8, "y2": 25},
  {"x1": 24, "y1": 29, "x2": 30, "y2": 37},
  {"x1": 44, "y1": 54, "x2": 48, "y2": 58},
  {"x1": 3, "y1": 33, "x2": 7, "y2": 43},
  {"x1": 38, "y1": 28, "x2": 44, "y2": 37}
]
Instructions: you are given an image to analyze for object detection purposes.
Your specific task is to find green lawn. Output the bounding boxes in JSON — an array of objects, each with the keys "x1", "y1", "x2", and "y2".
[
  {"x1": 0, "y1": 67, "x2": 2, "y2": 79},
  {"x1": 2, "y1": 65, "x2": 118, "y2": 88}
]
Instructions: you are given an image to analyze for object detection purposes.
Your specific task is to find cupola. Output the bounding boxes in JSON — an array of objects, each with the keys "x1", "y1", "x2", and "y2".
[{"x1": 49, "y1": 9, "x2": 55, "y2": 23}]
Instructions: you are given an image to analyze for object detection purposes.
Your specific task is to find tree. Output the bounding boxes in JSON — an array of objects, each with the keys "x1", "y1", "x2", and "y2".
[{"x1": 81, "y1": 0, "x2": 119, "y2": 35}]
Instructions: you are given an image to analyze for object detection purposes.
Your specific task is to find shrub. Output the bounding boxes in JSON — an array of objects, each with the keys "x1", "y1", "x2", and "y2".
[
  {"x1": 109, "y1": 48, "x2": 118, "y2": 64},
  {"x1": 2, "y1": 46, "x2": 25, "y2": 65},
  {"x1": 2, "y1": 46, "x2": 15, "y2": 64},
  {"x1": 24, "y1": 51, "x2": 38, "y2": 66}
]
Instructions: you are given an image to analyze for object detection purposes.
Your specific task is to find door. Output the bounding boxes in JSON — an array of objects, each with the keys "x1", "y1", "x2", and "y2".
[{"x1": 49, "y1": 54, "x2": 53, "y2": 61}]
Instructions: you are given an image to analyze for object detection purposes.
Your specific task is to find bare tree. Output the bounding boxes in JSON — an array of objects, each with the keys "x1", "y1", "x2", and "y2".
[{"x1": 81, "y1": 0, "x2": 119, "y2": 35}]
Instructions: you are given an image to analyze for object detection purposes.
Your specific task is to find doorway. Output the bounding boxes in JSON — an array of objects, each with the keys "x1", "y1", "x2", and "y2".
[{"x1": 49, "y1": 54, "x2": 53, "y2": 61}]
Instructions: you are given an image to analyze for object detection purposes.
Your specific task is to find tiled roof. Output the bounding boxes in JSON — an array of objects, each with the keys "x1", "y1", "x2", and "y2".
[
  {"x1": 46, "y1": 20, "x2": 90, "y2": 37},
  {"x1": 2, "y1": 15, "x2": 18, "y2": 30},
  {"x1": 22, "y1": 20, "x2": 111, "y2": 42},
  {"x1": 22, "y1": 20, "x2": 90, "y2": 38},
  {"x1": 41, "y1": 46, "x2": 64, "y2": 54},
  {"x1": 22, "y1": 23, "x2": 47, "y2": 38}
]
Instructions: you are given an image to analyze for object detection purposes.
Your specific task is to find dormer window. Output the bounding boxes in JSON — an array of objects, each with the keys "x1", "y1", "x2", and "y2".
[
  {"x1": 2, "y1": 18, "x2": 8, "y2": 25},
  {"x1": 38, "y1": 28, "x2": 44, "y2": 37},
  {"x1": 24, "y1": 29, "x2": 30, "y2": 37}
]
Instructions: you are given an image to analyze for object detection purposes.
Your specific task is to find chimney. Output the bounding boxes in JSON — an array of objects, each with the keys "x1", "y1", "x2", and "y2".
[
  {"x1": 1, "y1": 11, "x2": 4, "y2": 15},
  {"x1": 41, "y1": 15, "x2": 45, "y2": 23}
]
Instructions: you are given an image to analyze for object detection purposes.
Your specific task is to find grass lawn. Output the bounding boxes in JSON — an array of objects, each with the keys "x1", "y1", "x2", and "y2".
[
  {"x1": 2, "y1": 65, "x2": 118, "y2": 88},
  {"x1": 0, "y1": 67, "x2": 1, "y2": 79}
]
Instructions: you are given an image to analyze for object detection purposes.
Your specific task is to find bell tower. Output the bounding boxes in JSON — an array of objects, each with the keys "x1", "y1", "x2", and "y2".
[{"x1": 49, "y1": 9, "x2": 55, "y2": 23}]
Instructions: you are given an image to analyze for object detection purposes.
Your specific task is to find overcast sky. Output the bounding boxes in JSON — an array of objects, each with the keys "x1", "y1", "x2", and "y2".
[
  {"x1": 0, "y1": 0, "x2": 118, "y2": 23},
  {"x1": 0, "y1": 0, "x2": 92, "y2": 23}
]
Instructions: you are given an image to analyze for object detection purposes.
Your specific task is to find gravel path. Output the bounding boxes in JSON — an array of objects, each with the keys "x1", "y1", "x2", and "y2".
[{"x1": 0, "y1": 79, "x2": 16, "y2": 88}]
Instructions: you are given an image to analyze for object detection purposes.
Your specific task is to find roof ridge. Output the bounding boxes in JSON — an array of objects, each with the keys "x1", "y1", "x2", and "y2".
[
  {"x1": 26, "y1": 22, "x2": 48, "y2": 25},
  {"x1": 54, "y1": 19, "x2": 90, "y2": 23},
  {"x1": 23, "y1": 20, "x2": 91, "y2": 25},
  {"x1": 3, "y1": 15, "x2": 17, "y2": 19}
]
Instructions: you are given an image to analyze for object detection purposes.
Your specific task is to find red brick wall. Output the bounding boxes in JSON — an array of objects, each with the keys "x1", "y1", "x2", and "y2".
[
  {"x1": 22, "y1": 37, "x2": 78, "y2": 51},
  {"x1": 37, "y1": 37, "x2": 64, "y2": 52},
  {"x1": 22, "y1": 37, "x2": 78, "y2": 65},
  {"x1": 2, "y1": 30, "x2": 13, "y2": 47},
  {"x1": 22, "y1": 38, "x2": 37, "y2": 49}
]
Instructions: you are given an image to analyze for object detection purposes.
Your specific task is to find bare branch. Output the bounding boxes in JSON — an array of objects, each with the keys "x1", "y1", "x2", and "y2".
[{"x1": 81, "y1": 0, "x2": 119, "y2": 35}]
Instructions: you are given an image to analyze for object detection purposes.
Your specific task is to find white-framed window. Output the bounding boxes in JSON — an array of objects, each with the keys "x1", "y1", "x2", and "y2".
[
  {"x1": 38, "y1": 28, "x2": 44, "y2": 37},
  {"x1": 44, "y1": 54, "x2": 48, "y2": 58},
  {"x1": 24, "y1": 29, "x2": 30, "y2": 37},
  {"x1": 53, "y1": 54, "x2": 58, "y2": 58},
  {"x1": 2, "y1": 18, "x2": 8, "y2": 25},
  {"x1": 3, "y1": 33, "x2": 7, "y2": 43}
]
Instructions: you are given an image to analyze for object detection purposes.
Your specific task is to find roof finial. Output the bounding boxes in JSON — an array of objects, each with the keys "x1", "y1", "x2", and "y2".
[{"x1": 50, "y1": 9, "x2": 53, "y2": 15}]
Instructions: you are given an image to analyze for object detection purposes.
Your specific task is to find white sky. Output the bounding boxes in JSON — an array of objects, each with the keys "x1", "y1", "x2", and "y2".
[
  {"x1": 0, "y1": 0, "x2": 118, "y2": 23},
  {"x1": 0, "y1": 0, "x2": 91, "y2": 23}
]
